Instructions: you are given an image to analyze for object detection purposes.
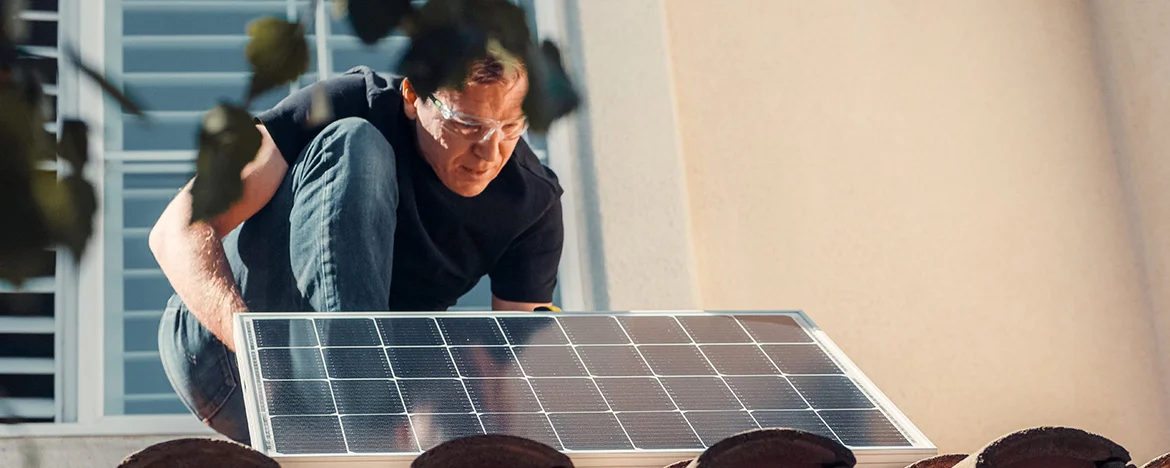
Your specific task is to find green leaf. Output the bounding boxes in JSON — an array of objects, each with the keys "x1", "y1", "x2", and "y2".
[
  {"x1": 522, "y1": 40, "x2": 580, "y2": 133},
  {"x1": 346, "y1": 0, "x2": 413, "y2": 46},
  {"x1": 246, "y1": 17, "x2": 310, "y2": 101},
  {"x1": 64, "y1": 45, "x2": 146, "y2": 117},
  {"x1": 399, "y1": 22, "x2": 488, "y2": 98},
  {"x1": 189, "y1": 103, "x2": 263, "y2": 225},
  {"x1": 58, "y1": 120, "x2": 88, "y2": 170}
]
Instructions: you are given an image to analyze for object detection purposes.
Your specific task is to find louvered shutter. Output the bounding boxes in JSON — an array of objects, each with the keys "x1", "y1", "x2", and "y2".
[
  {"x1": 0, "y1": 0, "x2": 64, "y2": 424},
  {"x1": 106, "y1": 0, "x2": 318, "y2": 415}
]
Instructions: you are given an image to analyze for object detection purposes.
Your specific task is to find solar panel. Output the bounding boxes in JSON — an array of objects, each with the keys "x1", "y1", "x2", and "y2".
[{"x1": 233, "y1": 310, "x2": 936, "y2": 467}]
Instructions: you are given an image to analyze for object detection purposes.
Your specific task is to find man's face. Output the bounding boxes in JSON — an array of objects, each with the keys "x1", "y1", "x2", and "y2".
[{"x1": 404, "y1": 75, "x2": 529, "y2": 197}]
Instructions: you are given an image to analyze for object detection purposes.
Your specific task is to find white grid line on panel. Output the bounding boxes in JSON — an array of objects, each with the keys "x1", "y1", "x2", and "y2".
[
  {"x1": 609, "y1": 316, "x2": 708, "y2": 447},
  {"x1": 491, "y1": 316, "x2": 568, "y2": 451},
  {"x1": 431, "y1": 318, "x2": 490, "y2": 438},
  {"x1": 372, "y1": 317, "x2": 422, "y2": 452},
  {"x1": 308, "y1": 318, "x2": 353, "y2": 453},
  {"x1": 550, "y1": 317, "x2": 636, "y2": 450},
  {"x1": 728, "y1": 316, "x2": 845, "y2": 443}
]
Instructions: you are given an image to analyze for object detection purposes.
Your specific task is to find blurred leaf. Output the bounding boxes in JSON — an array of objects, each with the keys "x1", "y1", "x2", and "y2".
[
  {"x1": 399, "y1": 22, "x2": 488, "y2": 98},
  {"x1": 466, "y1": 0, "x2": 529, "y2": 58},
  {"x1": 245, "y1": 17, "x2": 309, "y2": 101},
  {"x1": 33, "y1": 172, "x2": 96, "y2": 260},
  {"x1": 0, "y1": 84, "x2": 53, "y2": 286},
  {"x1": 64, "y1": 46, "x2": 146, "y2": 117},
  {"x1": 346, "y1": 0, "x2": 413, "y2": 46},
  {"x1": 522, "y1": 40, "x2": 580, "y2": 133},
  {"x1": 190, "y1": 104, "x2": 262, "y2": 224},
  {"x1": 306, "y1": 82, "x2": 333, "y2": 127},
  {"x1": 2, "y1": 0, "x2": 28, "y2": 43},
  {"x1": 58, "y1": 120, "x2": 87, "y2": 170},
  {"x1": 409, "y1": 0, "x2": 465, "y2": 29}
]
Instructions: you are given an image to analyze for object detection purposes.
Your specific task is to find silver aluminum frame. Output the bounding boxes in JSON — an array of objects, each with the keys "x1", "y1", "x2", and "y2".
[{"x1": 233, "y1": 310, "x2": 938, "y2": 468}]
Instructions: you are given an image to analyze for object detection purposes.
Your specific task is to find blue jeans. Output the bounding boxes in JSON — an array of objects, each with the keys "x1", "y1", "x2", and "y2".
[{"x1": 157, "y1": 118, "x2": 400, "y2": 444}]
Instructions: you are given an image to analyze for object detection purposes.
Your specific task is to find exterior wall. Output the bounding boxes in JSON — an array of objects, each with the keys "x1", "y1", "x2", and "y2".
[
  {"x1": 0, "y1": 435, "x2": 191, "y2": 467},
  {"x1": 1089, "y1": 0, "x2": 1170, "y2": 414},
  {"x1": 662, "y1": 0, "x2": 1170, "y2": 462},
  {"x1": 565, "y1": 0, "x2": 701, "y2": 311}
]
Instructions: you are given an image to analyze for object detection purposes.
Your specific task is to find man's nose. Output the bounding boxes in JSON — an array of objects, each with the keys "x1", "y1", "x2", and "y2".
[{"x1": 470, "y1": 130, "x2": 503, "y2": 161}]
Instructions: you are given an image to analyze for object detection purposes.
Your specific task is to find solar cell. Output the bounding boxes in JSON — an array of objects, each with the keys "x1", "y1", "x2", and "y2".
[{"x1": 235, "y1": 310, "x2": 929, "y2": 465}]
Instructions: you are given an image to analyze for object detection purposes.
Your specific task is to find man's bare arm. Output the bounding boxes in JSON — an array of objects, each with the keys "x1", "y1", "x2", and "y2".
[{"x1": 149, "y1": 124, "x2": 287, "y2": 351}]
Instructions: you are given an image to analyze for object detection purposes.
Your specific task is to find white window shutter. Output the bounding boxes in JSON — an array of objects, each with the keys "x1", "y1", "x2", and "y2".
[{"x1": 0, "y1": 0, "x2": 63, "y2": 423}]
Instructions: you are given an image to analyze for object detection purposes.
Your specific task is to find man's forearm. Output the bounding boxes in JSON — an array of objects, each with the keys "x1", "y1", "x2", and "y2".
[{"x1": 151, "y1": 195, "x2": 249, "y2": 351}]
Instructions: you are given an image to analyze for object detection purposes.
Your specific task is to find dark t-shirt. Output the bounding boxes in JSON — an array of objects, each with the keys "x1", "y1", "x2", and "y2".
[{"x1": 254, "y1": 66, "x2": 564, "y2": 311}]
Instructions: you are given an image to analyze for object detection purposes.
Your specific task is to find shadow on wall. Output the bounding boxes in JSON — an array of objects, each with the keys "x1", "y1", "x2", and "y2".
[{"x1": 110, "y1": 425, "x2": 1170, "y2": 468}]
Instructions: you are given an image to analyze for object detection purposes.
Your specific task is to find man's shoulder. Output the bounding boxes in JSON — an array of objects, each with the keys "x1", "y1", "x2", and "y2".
[
  {"x1": 510, "y1": 139, "x2": 564, "y2": 201},
  {"x1": 329, "y1": 66, "x2": 405, "y2": 107}
]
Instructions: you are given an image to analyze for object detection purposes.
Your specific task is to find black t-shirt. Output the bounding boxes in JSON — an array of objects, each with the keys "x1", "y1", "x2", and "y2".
[{"x1": 254, "y1": 66, "x2": 564, "y2": 311}]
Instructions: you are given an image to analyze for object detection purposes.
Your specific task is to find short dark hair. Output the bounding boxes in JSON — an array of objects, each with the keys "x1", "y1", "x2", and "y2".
[{"x1": 463, "y1": 51, "x2": 526, "y2": 86}]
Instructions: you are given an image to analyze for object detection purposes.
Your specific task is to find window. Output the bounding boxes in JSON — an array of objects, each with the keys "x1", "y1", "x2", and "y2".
[
  {"x1": 90, "y1": 0, "x2": 585, "y2": 422},
  {"x1": 0, "y1": 0, "x2": 65, "y2": 424}
]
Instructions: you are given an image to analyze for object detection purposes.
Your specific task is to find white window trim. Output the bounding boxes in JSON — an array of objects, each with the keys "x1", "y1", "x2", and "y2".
[{"x1": 0, "y1": 0, "x2": 592, "y2": 438}]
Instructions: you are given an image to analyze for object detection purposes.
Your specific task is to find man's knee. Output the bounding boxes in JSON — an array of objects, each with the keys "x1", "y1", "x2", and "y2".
[
  {"x1": 318, "y1": 117, "x2": 396, "y2": 173},
  {"x1": 301, "y1": 117, "x2": 399, "y2": 205}
]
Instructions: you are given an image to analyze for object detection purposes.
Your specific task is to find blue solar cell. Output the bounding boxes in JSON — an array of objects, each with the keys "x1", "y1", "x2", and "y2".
[
  {"x1": 529, "y1": 378, "x2": 609, "y2": 412},
  {"x1": 315, "y1": 318, "x2": 380, "y2": 347},
  {"x1": 677, "y1": 315, "x2": 752, "y2": 343},
  {"x1": 270, "y1": 416, "x2": 346, "y2": 454},
  {"x1": 410, "y1": 413, "x2": 484, "y2": 450},
  {"x1": 331, "y1": 379, "x2": 404, "y2": 414},
  {"x1": 322, "y1": 347, "x2": 391, "y2": 379},
  {"x1": 683, "y1": 411, "x2": 760, "y2": 446},
  {"x1": 557, "y1": 316, "x2": 630, "y2": 345},
  {"x1": 341, "y1": 414, "x2": 417, "y2": 452},
  {"x1": 788, "y1": 375, "x2": 874, "y2": 410},
  {"x1": 617, "y1": 412, "x2": 704, "y2": 449},
  {"x1": 819, "y1": 409, "x2": 911, "y2": 447},
  {"x1": 737, "y1": 315, "x2": 812, "y2": 343},
  {"x1": 479, "y1": 413, "x2": 562, "y2": 450},
  {"x1": 576, "y1": 346, "x2": 652, "y2": 376},
  {"x1": 258, "y1": 348, "x2": 325, "y2": 380},
  {"x1": 513, "y1": 346, "x2": 587, "y2": 377},
  {"x1": 617, "y1": 316, "x2": 691, "y2": 344},
  {"x1": 435, "y1": 317, "x2": 507, "y2": 346},
  {"x1": 385, "y1": 347, "x2": 458, "y2": 379},
  {"x1": 253, "y1": 319, "x2": 317, "y2": 348},
  {"x1": 547, "y1": 413, "x2": 633, "y2": 450},
  {"x1": 751, "y1": 410, "x2": 837, "y2": 441},
  {"x1": 497, "y1": 316, "x2": 568, "y2": 345},
  {"x1": 398, "y1": 379, "x2": 474, "y2": 414},
  {"x1": 375, "y1": 318, "x2": 443, "y2": 346}
]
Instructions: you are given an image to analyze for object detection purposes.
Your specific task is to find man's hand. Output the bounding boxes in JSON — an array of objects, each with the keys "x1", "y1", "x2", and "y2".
[{"x1": 491, "y1": 295, "x2": 553, "y2": 312}]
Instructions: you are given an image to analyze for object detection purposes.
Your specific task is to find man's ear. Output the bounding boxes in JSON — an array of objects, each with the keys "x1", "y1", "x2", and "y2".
[{"x1": 401, "y1": 78, "x2": 419, "y2": 120}]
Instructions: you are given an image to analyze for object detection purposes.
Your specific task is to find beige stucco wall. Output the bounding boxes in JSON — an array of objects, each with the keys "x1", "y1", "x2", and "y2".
[
  {"x1": 566, "y1": 0, "x2": 701, "y2": 311},
  {"x1": 662, "y1": 0, "x2": 1170, "y2": 462},
  {"x1": 1089, "y1": 0, "x2": 1170, "y2": 415},
  {"x1": 0, "y1": 435, "x2": 184, "y2": 467}
]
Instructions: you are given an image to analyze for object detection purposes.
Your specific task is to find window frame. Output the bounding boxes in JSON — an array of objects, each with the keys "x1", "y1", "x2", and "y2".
[{"x1": 0, "y1": 0, "x2": 591, "y2": 437}]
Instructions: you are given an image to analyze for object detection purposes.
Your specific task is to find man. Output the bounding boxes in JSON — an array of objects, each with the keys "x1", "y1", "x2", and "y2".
[{"x1": 149, "y1": 53, "x2": 564, "y2": 444}]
